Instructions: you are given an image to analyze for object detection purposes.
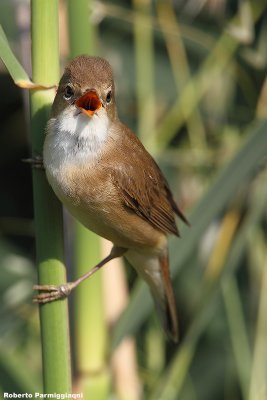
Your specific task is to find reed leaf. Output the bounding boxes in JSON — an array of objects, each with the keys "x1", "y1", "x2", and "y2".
[{"x1": 0, "y1": 24, "x2": 32, "y2": 87}]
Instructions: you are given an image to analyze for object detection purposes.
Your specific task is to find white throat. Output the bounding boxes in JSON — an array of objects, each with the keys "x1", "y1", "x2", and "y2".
[{"x1": 44, "y1": 106, "x2": 109, "y2": 171}]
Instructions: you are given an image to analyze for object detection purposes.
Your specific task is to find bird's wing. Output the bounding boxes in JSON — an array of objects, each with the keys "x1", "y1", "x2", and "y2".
[
  {"x1": 108, "y1": 124, "x2": 188, "y2": 236},
  {"x1": 112, "y1": 164, "x2": 179, "y2": 235},
  {"x1": 109, "y1": 128, "x2": 188, "y2": 235}
]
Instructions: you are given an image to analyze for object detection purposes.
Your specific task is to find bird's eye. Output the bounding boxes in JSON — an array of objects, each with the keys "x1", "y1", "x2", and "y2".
[
  {"x1": 106, "y1": 91, "x2": 112, "y2": 103},
  {"x1": 63, "y1": 85, "x2": 74, "y2": 100}
]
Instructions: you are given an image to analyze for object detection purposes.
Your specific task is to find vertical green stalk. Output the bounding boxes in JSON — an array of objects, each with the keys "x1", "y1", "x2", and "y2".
[
  {"x1": 31, "y1": 0, "x2": 71, "y2": 392},
  {"x1": 222, "y1": 277, "x2": 251, "y2": 398},
  {"x1": 133, "y1": 0, "x2": 156, "y2": 153},
  {"x1": 248, "y1": 245, "x2": 267, "y2": 400},
  {"x1": 73, "y1": 226, "x2": 109, "y2": 398},
  {"x1": 67, "y1": 0, "x2": 95, "y2": 57},
  {"x1": 67, "y1": 1, "x2": 109, "y2": 397}
]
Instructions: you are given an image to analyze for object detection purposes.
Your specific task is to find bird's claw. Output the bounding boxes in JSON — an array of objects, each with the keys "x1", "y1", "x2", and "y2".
[
  {"x1": 33, "y1": 283, "x2": 73, "y2": 304},
  {"x1": 22, "y1": 156, "x2": 44, "y2": 169}
]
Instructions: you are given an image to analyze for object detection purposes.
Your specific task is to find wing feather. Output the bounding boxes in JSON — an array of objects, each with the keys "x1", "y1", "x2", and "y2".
[
  {"x1": 108, "y1": 124, "x2": 188, "y2": 235},
  {"x1": 111, "y1": 162, "x2": 181, "y2": 236}
]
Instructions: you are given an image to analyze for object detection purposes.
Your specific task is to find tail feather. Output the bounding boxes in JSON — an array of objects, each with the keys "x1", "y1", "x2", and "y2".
[
  {"x1": 152, "y1": 292, "x2": 178, "y2": 342},
  {"x1": 154, "y1": 252, "x2": 178, "y2": 342},
  {"x1": 126, "y1": 249, "x2": 178, "y2": 342}
]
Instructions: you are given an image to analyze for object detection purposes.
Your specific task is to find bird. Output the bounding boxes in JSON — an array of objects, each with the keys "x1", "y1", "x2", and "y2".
[{"x1": 33, "y1": 55, "x2": 188, "y2": 342}]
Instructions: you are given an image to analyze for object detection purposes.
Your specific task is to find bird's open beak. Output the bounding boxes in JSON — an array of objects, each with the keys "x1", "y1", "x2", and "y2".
[{"x1": 75, "y1": 91, "x2": 102, "y2": 117}]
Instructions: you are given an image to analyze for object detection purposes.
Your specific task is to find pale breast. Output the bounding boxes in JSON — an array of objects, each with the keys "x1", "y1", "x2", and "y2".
[{"x1": 44, "y1": 110, "x2": 109, "y2": 207}]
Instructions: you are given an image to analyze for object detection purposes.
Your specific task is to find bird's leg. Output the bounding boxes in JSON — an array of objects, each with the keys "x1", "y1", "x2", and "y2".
[
  {"x1": 22, "y1": 155, "x2": 44, "y2": 169},
  {"x1": 33, "y1": 246, "x2": 127, "y2": 304}
]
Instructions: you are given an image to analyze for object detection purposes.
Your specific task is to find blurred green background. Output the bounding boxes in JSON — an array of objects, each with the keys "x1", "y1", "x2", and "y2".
[{"x1": 1, "y1": 0, "x2": 267, "y2": 399}]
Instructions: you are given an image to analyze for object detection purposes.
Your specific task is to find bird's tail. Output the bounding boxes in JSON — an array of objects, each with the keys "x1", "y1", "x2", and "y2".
[
  {"x1": 126, "y1": 250, "x2": 178, "y2": 342},
  {"x1": 151, "y1": 252, "x2": 178, "y2": 342}
]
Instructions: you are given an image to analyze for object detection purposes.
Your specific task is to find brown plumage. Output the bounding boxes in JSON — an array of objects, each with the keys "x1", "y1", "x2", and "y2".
[
  {"x1": 40, "y1": 55, "x2": 188, "y2": 341},
  {"x1": 110, "y1": 124, "x2": 187, "y2": 236}
]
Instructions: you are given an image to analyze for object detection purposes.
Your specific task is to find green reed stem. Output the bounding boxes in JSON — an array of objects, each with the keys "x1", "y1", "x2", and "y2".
[
  {"x1": 67, "y1": 0, "x2": 110, "y2": 397},
  {"x1": 30, "y1": 0, "x2": 71, "y2": 392}
]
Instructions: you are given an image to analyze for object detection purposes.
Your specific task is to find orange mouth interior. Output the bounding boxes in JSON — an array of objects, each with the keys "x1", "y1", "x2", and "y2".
[{"x1": 75, "y1": 91, "x2": 102, "y2": 116}]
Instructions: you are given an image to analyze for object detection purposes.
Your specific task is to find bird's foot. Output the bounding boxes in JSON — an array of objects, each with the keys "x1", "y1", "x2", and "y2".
[
  {"x1": 33, "y1": 282, "x2": 76, "y2": 304},
  {"x1": 33, "y1": 246, "x2": 127, "y2": 304},
  {"x1": 22, "y1": 155, "x2": 44, "y2": 169}
]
